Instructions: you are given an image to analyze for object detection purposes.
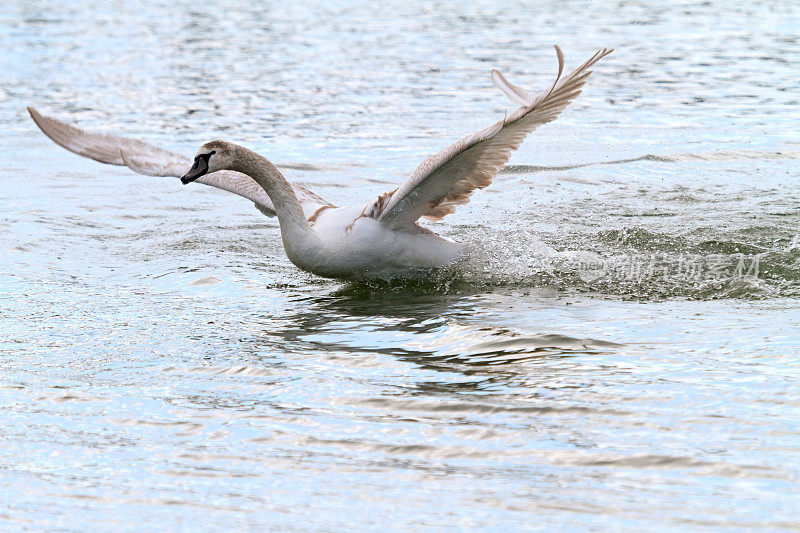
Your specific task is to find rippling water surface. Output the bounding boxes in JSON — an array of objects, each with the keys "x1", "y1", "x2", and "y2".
[{"x1": 2, "y1": 1, "x2": 799, "y2": 530}]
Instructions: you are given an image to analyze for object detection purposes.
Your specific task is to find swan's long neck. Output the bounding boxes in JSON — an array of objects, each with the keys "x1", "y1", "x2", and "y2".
[{"x1": 231, "y1": 146, "x2": 313, "y2": 249}]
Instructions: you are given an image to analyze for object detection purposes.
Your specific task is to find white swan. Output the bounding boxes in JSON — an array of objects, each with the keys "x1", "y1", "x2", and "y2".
[{"x1": 29, "y1": 46, "x2": 612, "y2": 279}]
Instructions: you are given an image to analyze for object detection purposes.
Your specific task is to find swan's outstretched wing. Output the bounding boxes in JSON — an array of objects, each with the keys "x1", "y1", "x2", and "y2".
[
  {"x1": 27, "y1": 107, "x2": 333, "y2": 218},
  {"x1": 370, "y1": 46, "x2": 612, "y2": 229}
]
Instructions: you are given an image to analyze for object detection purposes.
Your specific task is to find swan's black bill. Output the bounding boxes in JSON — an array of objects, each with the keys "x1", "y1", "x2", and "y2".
[{"x1": 181, "y1": 155, "x2": 209, "y2": 184}]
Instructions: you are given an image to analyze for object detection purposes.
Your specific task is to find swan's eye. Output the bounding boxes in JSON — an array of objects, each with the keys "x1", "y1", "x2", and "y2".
[{"x1": 198, "y1": 149, "x2": 216, "y2": 164}]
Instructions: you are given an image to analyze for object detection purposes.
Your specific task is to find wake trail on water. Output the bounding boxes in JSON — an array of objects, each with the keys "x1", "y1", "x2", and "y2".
[{"x1": 502, "y1": 148, "x2": 800, "y2": 174}]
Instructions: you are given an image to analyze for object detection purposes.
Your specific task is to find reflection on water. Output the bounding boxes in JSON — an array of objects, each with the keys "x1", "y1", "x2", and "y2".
[{"x1": 2, "y1": 0, "x2": 800, "y2": 530}]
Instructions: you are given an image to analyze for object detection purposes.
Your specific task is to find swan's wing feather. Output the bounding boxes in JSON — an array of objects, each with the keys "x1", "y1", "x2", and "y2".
[
  {"x1": 28, "y1": 106, "x2": 188, "y2": 175},
  {"x1": 372, "y1": 47, "x2": 612, "y2": 229},
  {"x1": 491, "y1": 45, "x2": 565, "y2": 106},
  {"x1": 28, "y1": 107, "x2": 334, "y2": 219},
  {"x1": 491, "y1": 70, "x2": 535, "y2": 107}
]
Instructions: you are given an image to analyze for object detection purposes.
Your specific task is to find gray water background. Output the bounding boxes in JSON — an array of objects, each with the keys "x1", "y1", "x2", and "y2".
[{"x1": 1, "y1": 1, "x2": 799, "y2": 530}]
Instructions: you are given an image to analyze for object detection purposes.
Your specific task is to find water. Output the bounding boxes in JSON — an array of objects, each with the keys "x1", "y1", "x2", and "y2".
[{"x1": 1, "y1": 1, "x2": 799, "y2": 530}]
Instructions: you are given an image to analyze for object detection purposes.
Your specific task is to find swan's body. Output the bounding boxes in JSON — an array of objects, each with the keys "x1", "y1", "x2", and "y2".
[
  {"x1": 29, "y1": 46, "x2": 612, "y2": 280},
  {"x1": 290, "y1": 205, "x2": 466, "y2": 278}
]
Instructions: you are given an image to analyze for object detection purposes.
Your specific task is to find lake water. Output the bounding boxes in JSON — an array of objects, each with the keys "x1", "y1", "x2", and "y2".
[{"x1": 1, "y1": 1, "x2": 799, "y2": 530}]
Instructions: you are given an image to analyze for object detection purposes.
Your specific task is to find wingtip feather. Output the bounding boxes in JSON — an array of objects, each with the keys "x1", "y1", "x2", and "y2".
[
  {"x1": 27, "y1": 106, "x2": 50, "y2": 136},
  {"x1": 491, "y1": 69, "x2": 533, "y2": 107}
]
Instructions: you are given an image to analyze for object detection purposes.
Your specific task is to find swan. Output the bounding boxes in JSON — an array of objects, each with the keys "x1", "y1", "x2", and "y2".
[{"x1": 29, "y1": 46, "x2": 612, "y2": 279}]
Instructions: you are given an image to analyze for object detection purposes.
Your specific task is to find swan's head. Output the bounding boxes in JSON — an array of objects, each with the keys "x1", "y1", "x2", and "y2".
[{"x1": 180, "y1": 141, "x2": 235, "y2": 184}]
